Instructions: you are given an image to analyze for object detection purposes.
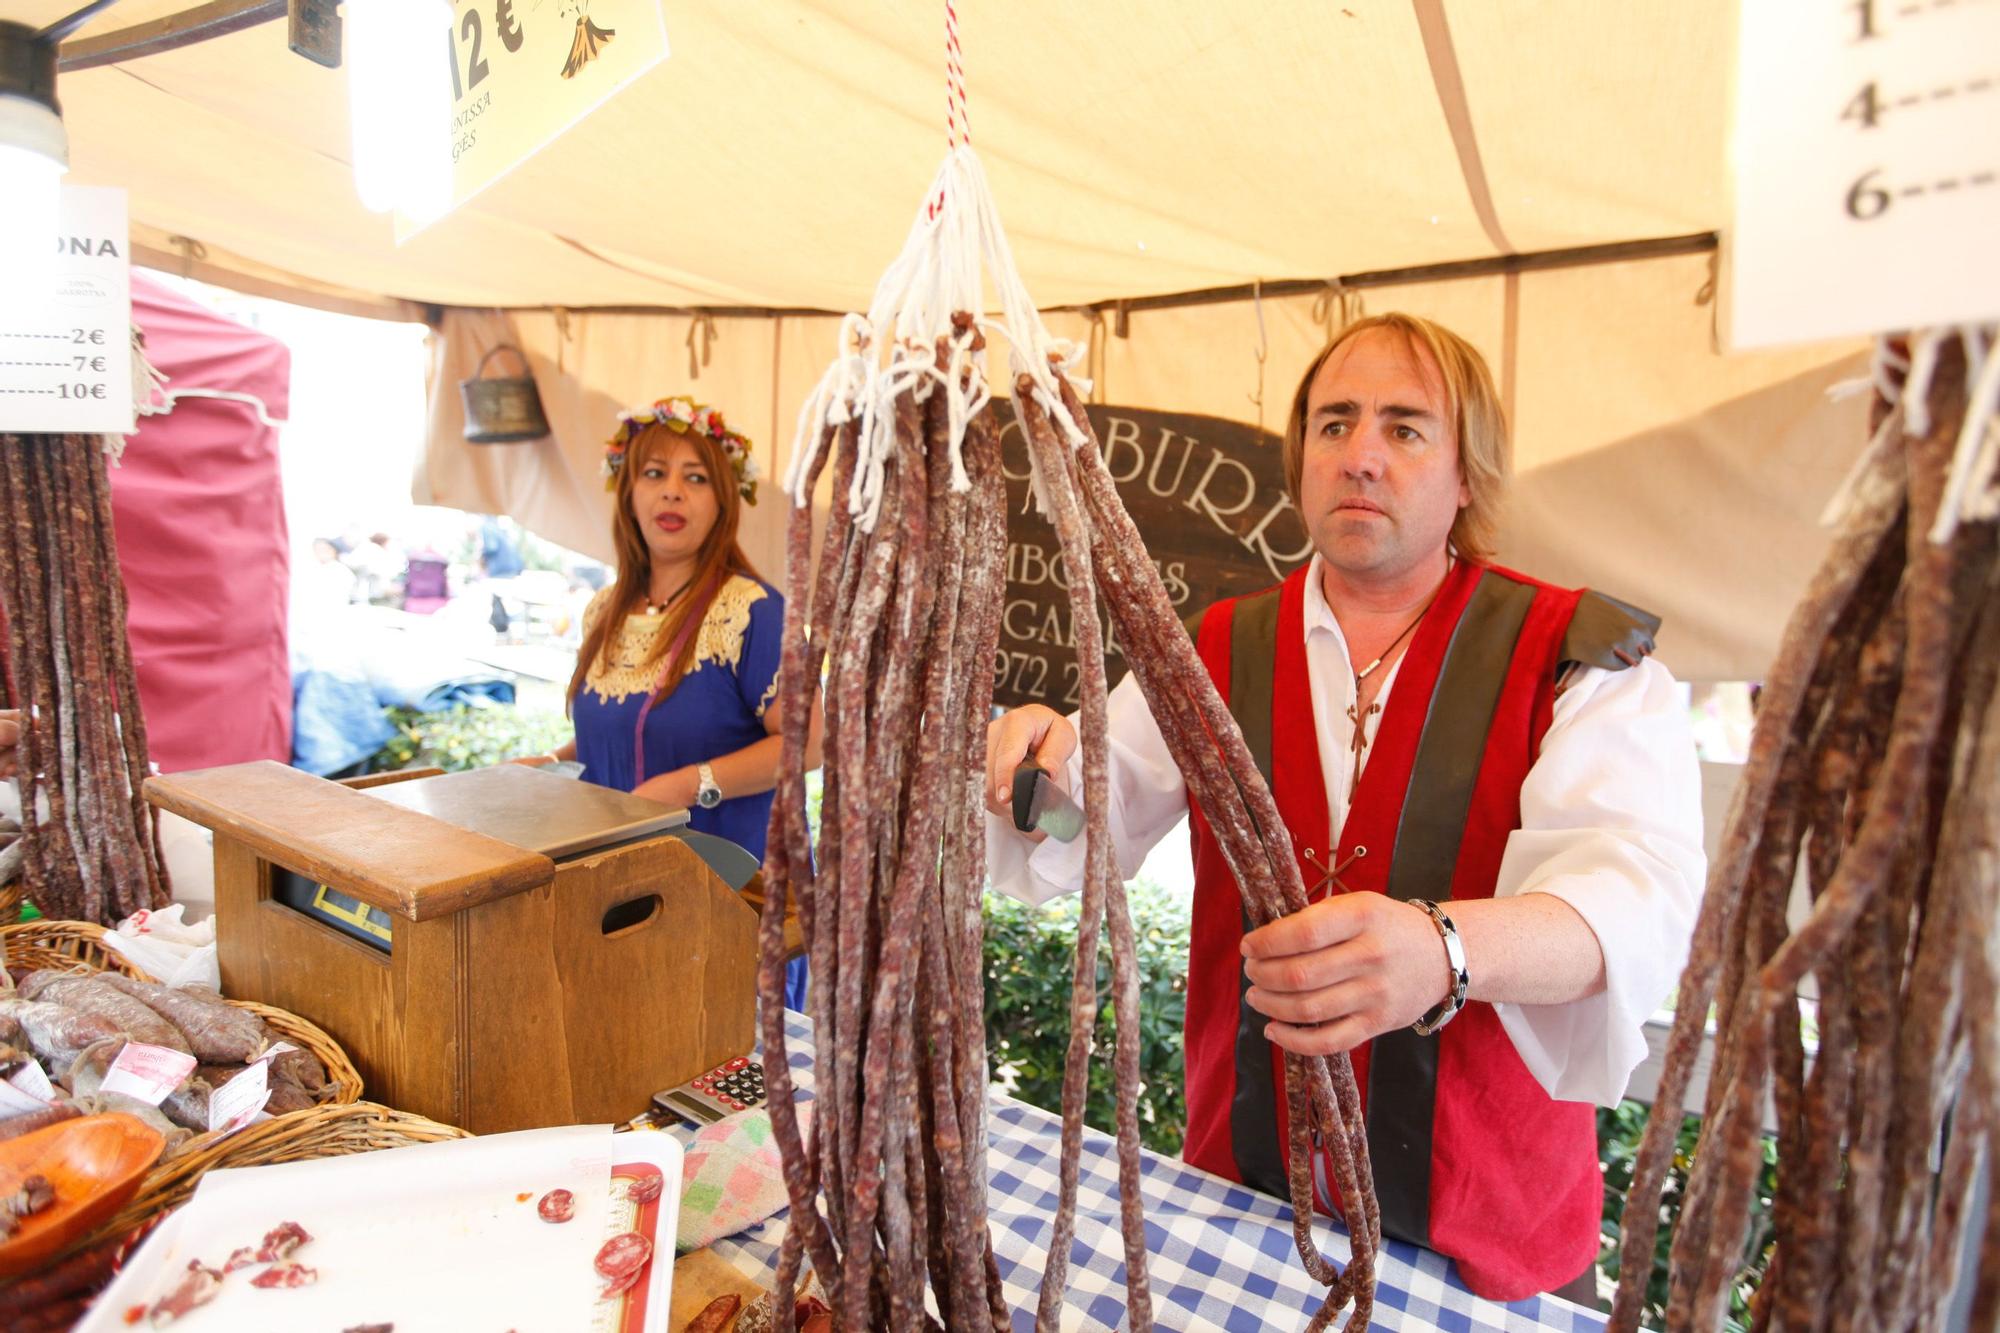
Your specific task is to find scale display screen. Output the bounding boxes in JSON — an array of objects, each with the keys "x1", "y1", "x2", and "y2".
[{"x1": 271, "y1": 867, "x2": 393, "y2": 952}]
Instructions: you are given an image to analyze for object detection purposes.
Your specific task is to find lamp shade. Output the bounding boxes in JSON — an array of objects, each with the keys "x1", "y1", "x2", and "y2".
[
  {"x1": 0, "y1": 20, "x2": 64, "y2": 171},
  {"x1": 0, "y1": 94, "x2": 66, "y2": 170}
]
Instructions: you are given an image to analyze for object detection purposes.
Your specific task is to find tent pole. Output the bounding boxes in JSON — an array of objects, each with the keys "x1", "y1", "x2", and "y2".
[
  {"x1": 56, "y1": 0, "x2": 298, "y2": 73},
  {"x1": 1067, "y1": 231, "x2": 1720, "y2": 318}
]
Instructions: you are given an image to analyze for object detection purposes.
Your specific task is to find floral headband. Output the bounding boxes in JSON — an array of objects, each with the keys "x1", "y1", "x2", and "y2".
[{"x1": 603, "y1": 396, "x2": 760, "y2": 504}]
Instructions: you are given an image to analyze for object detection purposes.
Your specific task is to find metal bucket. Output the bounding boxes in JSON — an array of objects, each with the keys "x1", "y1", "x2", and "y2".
[{"x1": 460, "y1": 344, "x2": 550, "y2": 444}]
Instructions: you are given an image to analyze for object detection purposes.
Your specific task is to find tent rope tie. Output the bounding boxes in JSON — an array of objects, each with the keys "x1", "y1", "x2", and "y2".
[
  {"x1": 1248, "y1": 278, "x2": 1269, "y2": 439},
  {"x1": 1311, "y1": 280, "x2": 1364, "y2": 336},
  {"x1": 686, "y1": 312, "x2": 718, "y2": 380}
]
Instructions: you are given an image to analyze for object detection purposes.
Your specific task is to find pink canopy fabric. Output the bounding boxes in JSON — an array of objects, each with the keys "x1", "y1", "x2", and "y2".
[{"x1": 108, "y1": 274, "x2": 292, "y2": 773}]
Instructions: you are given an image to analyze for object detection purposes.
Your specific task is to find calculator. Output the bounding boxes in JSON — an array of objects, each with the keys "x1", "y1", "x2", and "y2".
[{"x1": 652, "y1": 1054, "x2": 766, "y2": 1126}]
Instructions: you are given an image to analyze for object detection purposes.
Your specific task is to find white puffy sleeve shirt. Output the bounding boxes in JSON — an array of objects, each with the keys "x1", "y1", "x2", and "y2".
[{"x1": 986, "y1": 559, "x2": 1706, "y2": 1109}]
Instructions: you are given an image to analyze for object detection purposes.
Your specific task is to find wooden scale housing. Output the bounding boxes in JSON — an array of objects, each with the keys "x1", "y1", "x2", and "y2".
[{"x1": 146, "y1": 762, "x2": 758, "y2": 1133}]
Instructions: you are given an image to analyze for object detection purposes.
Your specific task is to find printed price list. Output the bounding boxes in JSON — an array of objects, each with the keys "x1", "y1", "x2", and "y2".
[
  {"x1": 1730, "y1": 0, "x2": 2000, "y2": 347},
  {"x1": 0, "y1": 324, "x2": 116, "y2": 405},
  {"x1": 0, "y1": 186, "x2": 133, "y2": 435}
]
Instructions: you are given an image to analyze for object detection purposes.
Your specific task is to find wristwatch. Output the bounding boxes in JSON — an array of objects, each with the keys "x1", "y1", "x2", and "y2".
[
  {"x1": 1408, "y1": 898, "x2": 1469, "y2": 1036},
  {"x1": 695, "y1": 763, "x2": 723, "y2": 810}
]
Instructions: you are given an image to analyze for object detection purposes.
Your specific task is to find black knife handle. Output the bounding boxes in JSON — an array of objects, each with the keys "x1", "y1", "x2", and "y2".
[{"x1": 1011, "y1": 761, "x2": 1048, "y2": 834}]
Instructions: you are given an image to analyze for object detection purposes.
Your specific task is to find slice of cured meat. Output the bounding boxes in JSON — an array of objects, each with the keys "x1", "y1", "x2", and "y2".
[
  {"x1": 248, "y1": 1262, "x2": 318, "y2": 1289},
  {"x1": 146, "y1": 1261, "x2": 222, "y2": 1326},
  {"x1": 593, "y1": 1231, "x2": 652, "y2": 1281},
  {"x1": 253, "y1": 1221, "x2": 311, "y2": 1263},
  {"x1": 598, "y1": 1264, "x2": 644, "y2": 1301}
]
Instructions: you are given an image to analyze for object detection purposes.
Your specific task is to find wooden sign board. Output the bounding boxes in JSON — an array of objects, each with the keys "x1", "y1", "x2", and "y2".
[{"x1": 992, "y1": 404, "x2": 1311, "y2": 711}]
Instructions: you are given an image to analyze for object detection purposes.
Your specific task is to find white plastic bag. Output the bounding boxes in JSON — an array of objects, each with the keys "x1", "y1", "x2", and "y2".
[{"x1": 101, "y1": 904, "x2": 220, "y2": 990}]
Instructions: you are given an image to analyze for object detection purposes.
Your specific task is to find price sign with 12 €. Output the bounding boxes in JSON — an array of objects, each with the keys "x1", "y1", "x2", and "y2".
[
  {"x1": 399, "y1": 0, "x2": 668, "y2": 239},
  {"x1": 1729, "y1": 0, "x2": 2000, "y2": 347},
  {"x1": 0, "y1": 186, "x2": 133, "y2": 435}
]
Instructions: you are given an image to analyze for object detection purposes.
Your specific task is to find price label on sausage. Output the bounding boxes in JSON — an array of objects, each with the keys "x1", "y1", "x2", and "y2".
[
  {"x1": 398, "y1": 0, "x2": 668, "y2": 238},
  {"x1": 1729, "y1": 0, "x2": 2000, "y2": 346},
  {"x1": 0, "y1": 1063, "x2": 53, "y2": 1117},
  {"x1": 6, "y1": 1059, "x2": 55, "y2": 1105},
  {"x1": 100, "y1": 1042, "x2": 197, "y2": 1106},
  {"x1": 207, "y1": 1062, "x2": 271, "y2": 1135},
  {"x1": 0, "y1": 185, "x2": 133, "y2": 434}
]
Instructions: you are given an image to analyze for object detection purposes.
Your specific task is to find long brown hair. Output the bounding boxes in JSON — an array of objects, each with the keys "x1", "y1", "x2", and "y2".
[
  {"x1": 566, "y1": 421, "x2": 761, "y2": 711},
  {"x1": 1281, "y1": 312, "x2": 1511, "y2": 564}
]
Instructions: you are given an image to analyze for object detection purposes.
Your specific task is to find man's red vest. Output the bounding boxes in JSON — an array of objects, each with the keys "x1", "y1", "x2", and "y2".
[{"x1": 1180, "y1": 558, "x2": 1655, "y2": 1301}]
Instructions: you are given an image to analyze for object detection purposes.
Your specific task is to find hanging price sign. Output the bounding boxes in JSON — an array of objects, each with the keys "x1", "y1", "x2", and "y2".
[
  {"x1": 1729, "y1": 0, "x2": 2000, "y2": 347},
  {"x1": 0, "y1": 186, "x2": 133, "y2": 435},
  {"x1": 398, "y1": 0, "x2": 668, "y2": 239}
]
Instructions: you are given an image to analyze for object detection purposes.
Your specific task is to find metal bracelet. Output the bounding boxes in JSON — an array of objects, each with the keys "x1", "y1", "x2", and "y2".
[{"x1": 1409, "y1": 898, "x2": 1469, "y2": 1036}]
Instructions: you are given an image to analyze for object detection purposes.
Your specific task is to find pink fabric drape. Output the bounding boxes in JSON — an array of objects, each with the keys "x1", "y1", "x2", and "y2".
[{"x1": 108, "y1": 274, "x2": 293, "y2": 772}]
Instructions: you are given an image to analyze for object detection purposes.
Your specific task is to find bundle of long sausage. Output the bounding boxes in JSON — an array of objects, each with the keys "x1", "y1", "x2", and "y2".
[
  {"x1": 755, "y1": 146, "x2": 1377, "y2": 1333},
  {"x1": 1612, "y1": 328, "x2": 2000, "y2": 1331}
]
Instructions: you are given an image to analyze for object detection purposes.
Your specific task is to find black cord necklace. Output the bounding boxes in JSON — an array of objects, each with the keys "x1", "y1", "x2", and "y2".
[
  {"x1": 642, "y1": 576, "x2": 695, "y2": 617},
  {"x1": 1344, "y1": 568, "x2": 1450, "y2": 788}
]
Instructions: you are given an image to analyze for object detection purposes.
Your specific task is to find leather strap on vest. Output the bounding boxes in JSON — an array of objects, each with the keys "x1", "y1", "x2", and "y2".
[
  {"x1": 1560, "y1": 589, "x2": 1660, "y2": 673},
  {"x1": 1366, "y1": 570, "x2": 1537, "y2": 1247},
  {"x1": 1222, "y1": 587, "x2": 1289, "y2": 1199}
]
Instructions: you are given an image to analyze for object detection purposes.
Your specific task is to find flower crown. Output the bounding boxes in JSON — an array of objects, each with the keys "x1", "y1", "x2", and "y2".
[{"x1": 602, "y1": 396, "x2": 760, "y2": 504}]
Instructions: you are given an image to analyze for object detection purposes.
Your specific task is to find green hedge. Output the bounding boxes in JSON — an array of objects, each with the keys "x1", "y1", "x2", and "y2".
[
  {"x1": 1597, "y1": 1098, "x2": 1776, "y2": 1327},
  {"x1": 981, "y1": 880, "x2": 1190, "y2": 1155},
  {"x1": 370, "y1": 702, "x2": 571, "y2": 773}
]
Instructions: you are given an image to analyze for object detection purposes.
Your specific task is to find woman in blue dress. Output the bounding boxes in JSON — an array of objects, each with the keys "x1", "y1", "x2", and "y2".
[{"x1": 532, "y1": 396, "x2": 818, "y2": 1007}]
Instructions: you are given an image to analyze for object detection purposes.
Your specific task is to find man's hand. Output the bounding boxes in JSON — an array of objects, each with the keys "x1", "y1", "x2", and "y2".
[
  {"x1": 1241, "y1": 892, "x2": 1453, "y2": 1056},
  {"x1": 0, "y1": 709, "x2": 20, "y2": 781},
  {"x1": 983, "y1": 705, "x2": 1076, "y2": 820}
]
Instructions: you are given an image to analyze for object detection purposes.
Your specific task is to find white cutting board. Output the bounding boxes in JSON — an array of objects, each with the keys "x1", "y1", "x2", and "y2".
[{"x1": 80, "y1": 1125, "x2": 683, "y2": 1333}]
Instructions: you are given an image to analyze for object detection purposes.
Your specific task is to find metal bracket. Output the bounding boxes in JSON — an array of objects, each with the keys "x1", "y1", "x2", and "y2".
[{"x1": 287, "y1": 0, "x2": 338, "y2": 69}]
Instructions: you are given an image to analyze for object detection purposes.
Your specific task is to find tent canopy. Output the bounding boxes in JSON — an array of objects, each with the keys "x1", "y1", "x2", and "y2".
[
  {"x1": 32, "y1": 2, "x2": 1869, "y2": 683},
  {"x1": 38, "y1": 1, "x2": 1731, "y2": 312}
]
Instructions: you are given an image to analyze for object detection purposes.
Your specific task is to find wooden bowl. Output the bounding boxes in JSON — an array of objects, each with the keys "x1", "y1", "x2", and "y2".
[{"x1": 0, "y1": 1113, "x2": 165, "y2": 1280}]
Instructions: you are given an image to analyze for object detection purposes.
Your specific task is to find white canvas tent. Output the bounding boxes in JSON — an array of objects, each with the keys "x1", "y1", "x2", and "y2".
[{"x1": 29, "y1": 0, "x2": 1872, "y2": 680}]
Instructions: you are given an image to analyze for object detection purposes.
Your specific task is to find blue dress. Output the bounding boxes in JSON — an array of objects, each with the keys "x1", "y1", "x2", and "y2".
[{"x1": 572, "y1": 575, "x2": 807, "y2": 1008}]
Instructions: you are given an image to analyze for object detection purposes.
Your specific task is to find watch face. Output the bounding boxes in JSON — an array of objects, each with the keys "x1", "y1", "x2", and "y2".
[{"x1": 698, "y1": 786, "x2": 722, "y2": 808}]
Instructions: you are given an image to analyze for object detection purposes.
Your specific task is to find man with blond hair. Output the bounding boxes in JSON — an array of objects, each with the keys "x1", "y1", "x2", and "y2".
[{"x1": 984, "y1": 313, "x2": 1704, "y2": 1303}]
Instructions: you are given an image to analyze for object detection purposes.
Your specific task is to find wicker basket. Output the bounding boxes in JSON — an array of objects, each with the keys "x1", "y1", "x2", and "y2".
[
  {"x1": 0, "y1": 918, "x2": 144, "y2": 977},
  {"x1": 0, "y1": 880, "x2": 25, "y2": 927},
  {"x1": 0, "y1": 919, "x2": 365, "y2": 1111},
  {"x1": 86, "y1": 1101, "x2": 471, "y2": 1252}
]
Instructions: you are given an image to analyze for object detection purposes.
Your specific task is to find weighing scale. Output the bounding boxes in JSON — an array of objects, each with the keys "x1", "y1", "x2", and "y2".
[{"x1": 146, "y1": 762, "x2": 762, "y2": 1134}]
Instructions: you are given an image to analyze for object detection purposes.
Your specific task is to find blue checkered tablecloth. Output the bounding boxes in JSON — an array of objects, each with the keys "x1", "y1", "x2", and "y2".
[{"x1": 669, "y1": 1010, "x2": 1606, "y2": 1332}]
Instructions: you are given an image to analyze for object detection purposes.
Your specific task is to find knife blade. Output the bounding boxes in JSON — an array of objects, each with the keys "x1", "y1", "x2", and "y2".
[{"x1": 1010, "y1": 761, "x2": 1085, "y2": 843}]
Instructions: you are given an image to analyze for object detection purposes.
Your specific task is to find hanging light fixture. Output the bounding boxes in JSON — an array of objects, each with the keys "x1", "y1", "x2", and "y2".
[
  {"x1": 0, "y1": 18, "x2": 67, "y2": 302},
  {"x1": 0, "y1": 19, "x2": 65, "y2": 172},
  {"x1": 0, "y1": 2, "x2": 125, "y2": 302}
]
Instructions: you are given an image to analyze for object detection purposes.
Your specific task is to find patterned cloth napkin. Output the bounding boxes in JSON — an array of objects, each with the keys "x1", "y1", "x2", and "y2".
[{"x1": 675, "y1": 1105, "x2": 810, "y2": 1253}]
